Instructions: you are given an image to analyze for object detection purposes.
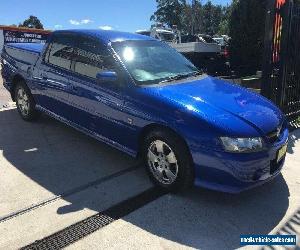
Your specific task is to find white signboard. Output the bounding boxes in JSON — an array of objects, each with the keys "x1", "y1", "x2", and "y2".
[
  {"x1": 0, "y1": 28, "x2": 49, "y2": 55},
  {"x1": 0, "y1": 30, "x2": 4, "y2": 54}
]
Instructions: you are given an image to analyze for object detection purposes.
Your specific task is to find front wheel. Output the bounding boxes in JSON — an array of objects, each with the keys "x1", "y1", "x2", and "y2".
[
  {"x1": 142, "y1": 129, "x2": 194, "y2": 192},
  {"x1": 15, "y1": 82, "x2": 39, "y2": 121}
]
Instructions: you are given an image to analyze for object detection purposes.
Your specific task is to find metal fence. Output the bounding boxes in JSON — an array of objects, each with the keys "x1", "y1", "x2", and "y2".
[{"x1": 262, "y1": 0, "x2": 300, "y2": 120}]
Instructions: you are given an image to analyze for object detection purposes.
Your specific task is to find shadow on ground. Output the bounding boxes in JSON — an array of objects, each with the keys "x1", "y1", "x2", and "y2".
[
  {"x1": 0, "y1": 108, "x2": 139, "y2": 216},
  {"x1": 0, "y1": 108, "x2": 293, "y2": 249},
  {"x1": 125, "y1": 175, "x2": 290, "y2": 249}
]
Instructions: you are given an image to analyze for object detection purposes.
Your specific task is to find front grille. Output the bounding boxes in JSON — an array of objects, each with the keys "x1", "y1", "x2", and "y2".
[
  {"x1": 266, "y1": 125, "x2": 283, "y2": 143},
  {"x1": 267, "y1": 131, "x2": 279, "y2": 143},
  {"x1": 270, "y1": 158, "x2": 283, "y2": 174}
]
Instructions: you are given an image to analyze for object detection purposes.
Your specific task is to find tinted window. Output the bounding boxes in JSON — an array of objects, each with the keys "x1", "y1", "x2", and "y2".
[
  {"x1": 73, "y1": 36, "x2": 114, "y2": 79},
  {"x1": 47, "y1": 33, "x2": 75, "y2": 70}
]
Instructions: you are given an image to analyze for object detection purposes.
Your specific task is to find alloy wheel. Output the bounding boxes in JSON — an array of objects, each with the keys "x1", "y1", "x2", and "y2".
[
  {"x1": 147, "y1": 140, "x2": 179, "y2": 185},
  {"x1": 17, "y1": 87, "x2": 30, "y2": 116}
]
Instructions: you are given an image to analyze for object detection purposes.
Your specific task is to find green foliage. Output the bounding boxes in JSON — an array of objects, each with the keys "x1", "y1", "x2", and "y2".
[
  {"x1": 201, "y1": 1, "x2": 222, "y2": 35},
  {"x1": 150, "y1": 0, "x2": 187, "y2": 30},
  {"x1": 19, "y1": 15, "x2": 44, "y2": 29},
  {"x1": 151, "y1": 0, "x2": 231, "y2": 35},
  {"x1": 229, "y1": 0, "x2": 267, "y2": 75},
  {"x1": 218, "y1": 19, "x2": 229, "y2": 35},
  {"x1": 218, "y1": 5, "x2": 232, "y2": 35},
  {"x1": 151, "y1": 0, "x2": 272, "y2": 76}
]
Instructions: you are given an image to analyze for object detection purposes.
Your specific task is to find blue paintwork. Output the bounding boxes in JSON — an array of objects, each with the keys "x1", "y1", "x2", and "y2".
[
  {"x1": 53, "y1": 29, "x2": 155, "y2": 43},
  {"x1": 96, "y1": 71, "x2": 118, "y2": 82},
  {"x1": 6, "y1": 43, "x2": 44, "y2": 54},
  {"x1": 0, "y1": 30, "x2": 289, "y2": 193}
]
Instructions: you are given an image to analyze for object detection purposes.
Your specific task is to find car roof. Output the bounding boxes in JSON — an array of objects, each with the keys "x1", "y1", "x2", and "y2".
[{"x1": 53, "y1": 29, "x2": 155, "y2": 44}]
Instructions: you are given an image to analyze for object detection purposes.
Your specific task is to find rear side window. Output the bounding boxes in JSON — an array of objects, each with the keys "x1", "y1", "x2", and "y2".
[
  {"x1": 46, "y1": 33, "x2": 75, "y2": 70},
  {"x1": 73, "y1": 36, "x2": 115, "y2": 79}
]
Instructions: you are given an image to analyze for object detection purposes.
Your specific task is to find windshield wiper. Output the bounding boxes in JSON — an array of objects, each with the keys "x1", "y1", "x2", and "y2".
[
  {"x1": 160, "y1": 74, "x2": 190, "y2": 83},
  {"x1": 188, "y1": 70, "x2": 203, "y2": 78},
  {"x1": 160, "y1": 70, "x2": 203, "y2": 84}
]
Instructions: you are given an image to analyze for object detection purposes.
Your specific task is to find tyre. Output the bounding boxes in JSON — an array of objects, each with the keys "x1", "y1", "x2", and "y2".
[
  {"x1": 142, "y1": 129, "x2": 194, "y2": 192},
  {"x1": 14, "y1": 81, "x2": 39, "y2": 121}
]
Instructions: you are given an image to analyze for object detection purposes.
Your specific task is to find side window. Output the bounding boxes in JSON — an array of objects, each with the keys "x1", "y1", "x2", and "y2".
[
  {"x1": 73, "y1": 36, "x2": 115, "y2": 79},
  {"x1": 47, "y1": 34, "x2": 75, "y2": 70}
]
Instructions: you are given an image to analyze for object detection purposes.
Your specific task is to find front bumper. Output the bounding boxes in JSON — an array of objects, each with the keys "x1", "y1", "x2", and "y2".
[{"x1": 192, "y1": 128, "x2": 289, "y2": 193}]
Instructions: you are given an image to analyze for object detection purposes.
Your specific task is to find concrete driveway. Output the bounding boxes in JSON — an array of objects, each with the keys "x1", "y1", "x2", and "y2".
[{"x1": 0, "y1": 77, "x2": 299, "y2": 249}]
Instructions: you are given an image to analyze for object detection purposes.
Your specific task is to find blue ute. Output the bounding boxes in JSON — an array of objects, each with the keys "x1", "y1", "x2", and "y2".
[{"x1": 1, "y1": 29, "x2": 289, "y2": 193}]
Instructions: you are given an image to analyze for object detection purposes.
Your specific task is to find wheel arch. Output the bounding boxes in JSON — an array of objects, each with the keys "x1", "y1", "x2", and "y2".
[
  {"x1": 137, "y1": 123, "x2": 192, "y2": 160},
  {"x1": 10, "y1": 74, "x2": 26, "y2": 101}
]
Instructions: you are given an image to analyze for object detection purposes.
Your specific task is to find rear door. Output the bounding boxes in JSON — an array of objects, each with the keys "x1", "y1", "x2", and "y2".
[{"x1": 32, "y1": 33, "x2": 76, "y2": 120}]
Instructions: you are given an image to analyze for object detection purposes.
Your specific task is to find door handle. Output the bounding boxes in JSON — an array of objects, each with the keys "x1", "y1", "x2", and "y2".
[
  {"x1": 69, "y1": 84, "x2": 79, "y2": 92},
  {"x1": 41, "y1": 73, "x2": 48, "y2": 80}
]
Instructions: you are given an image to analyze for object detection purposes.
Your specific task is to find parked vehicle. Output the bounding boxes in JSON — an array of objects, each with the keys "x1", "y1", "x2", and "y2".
[
  {"x1": 135, "y1": 29, "x2": 151, "y2": 37},
  {"x1": 174, "y1": 33, "x2": 229, "y2": 75},
  {"x1": 136, "y1": 27, "x2": 221, "y2": 53},
  {"x1": 137, "y1": 26, "x2": 176, "y2": 44},
  {"x1": 213, "y1": 37, "x2": 227, "y2": 47},
  {"x1": 172, "y1": 34, "x2": 221, "y2": 54},
  {"x1": 213, "y1": 36, "x2": 230, "y2": 59},
  {"x1": 1, "y1": 30, "x2": 288, "y2": 193},
  {"x1": 136, "y1": 26, "x2": 226, "y2": 75}
]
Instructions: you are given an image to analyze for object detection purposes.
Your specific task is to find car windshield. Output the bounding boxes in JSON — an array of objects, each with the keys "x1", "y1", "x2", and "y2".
[{"x1": 112, "y1": 40, "x2": 199, "y2": 85}]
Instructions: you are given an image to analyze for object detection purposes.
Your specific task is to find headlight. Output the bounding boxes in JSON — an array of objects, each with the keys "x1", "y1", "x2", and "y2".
[{"x1": 220, "y1": 137, "x2": 264, "y2": 153}]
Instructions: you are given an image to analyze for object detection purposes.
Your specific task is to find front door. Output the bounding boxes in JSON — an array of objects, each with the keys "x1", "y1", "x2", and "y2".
[{"x1": 67, "y1": 35, "x2": 128, "y2": 144}]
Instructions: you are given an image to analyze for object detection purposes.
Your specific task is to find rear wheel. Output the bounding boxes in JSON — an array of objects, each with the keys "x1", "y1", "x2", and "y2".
[
  {"x1": 15, "y1": 82, "x2": 39, "y2": 121},
  {"x1": 142, "y1": 129, "x2": 194, "y2": 192}
]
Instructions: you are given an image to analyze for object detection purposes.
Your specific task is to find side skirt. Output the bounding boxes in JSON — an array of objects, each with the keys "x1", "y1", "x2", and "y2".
[{"x1": 35, "y1": 105, "x2": 137, "y2": 158}]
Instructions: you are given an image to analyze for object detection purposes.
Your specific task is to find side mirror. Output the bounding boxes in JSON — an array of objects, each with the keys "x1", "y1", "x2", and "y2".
[{"x1": 96, "y1": 71, "x2": 117, "y2": 82}]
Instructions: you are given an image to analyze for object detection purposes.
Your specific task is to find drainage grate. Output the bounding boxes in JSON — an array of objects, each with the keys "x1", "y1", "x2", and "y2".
[
  {"x1": 0, "y1": 165, "x2": 141, "y2": 223},
  {"x1": 21, "y1": 187, "x2": 167, "y2": 250}
]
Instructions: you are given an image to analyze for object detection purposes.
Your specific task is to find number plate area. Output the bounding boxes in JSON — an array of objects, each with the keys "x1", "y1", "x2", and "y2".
[{"x1": 277, "y1": 144, "x2": 288, "y2": 163}]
